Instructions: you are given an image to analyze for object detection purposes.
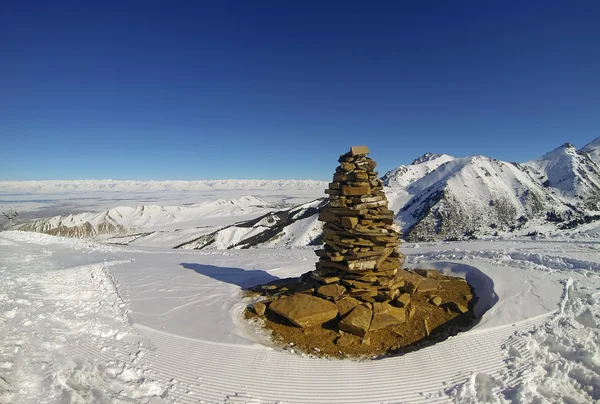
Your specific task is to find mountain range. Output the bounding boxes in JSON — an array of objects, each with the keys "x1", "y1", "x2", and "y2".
[{"x1": 14, "y1": 137, "x2": 600, "y2": 245}]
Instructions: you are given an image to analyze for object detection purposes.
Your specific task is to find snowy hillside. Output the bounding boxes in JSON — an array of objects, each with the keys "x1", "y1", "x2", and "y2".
[
  {"x1": 396, "y1": 156, "x2": 553, "y2": 241},
  {"x1": 382, "y1": 137, "x2": 600, "y2": 241},
  {"x1": 13, "y1": 137, "x2": 600, "y2": 244},
  {"x1": 523, "y1": 142, "x2": 600, "y2": 210},
  {"x1": 581, "y1": 136, "x2": 600, "y2": 165},
  {"x1": 381, "y1": 152, "x2": 455, "y2": 187},
  {"x1": 18, "y1": 196, "x2": 272, "y2": 239},
  {"x1": 0, "y1": 179, "x2": 328, "y2": 194},
  {"x1": 176, "y1": 198, "x2": 326, "y2": 249}
]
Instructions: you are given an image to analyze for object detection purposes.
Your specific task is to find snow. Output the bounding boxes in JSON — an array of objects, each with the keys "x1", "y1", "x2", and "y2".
[
  {"x1": 3, "y1": 140, "x2": 600, "y2": 402},
  {"x1": 381, "y1": 153, "x2": 456, "y2": 188},
  {"x1": 394, "y1": 155, "x2": 558, "y2": 239},
  {"x1": 2, "y1": 229, "x2": 599, "y2": 403},
  {"x1": 21, "y1": 195, "x2": 271, "y2": 234},
  {"x1": 0, "y1": 179, "x2": 328, "y2": 194},
  {"x1": 524, "y1": 142, "x2": 600, "y2": 202},
  {"x1": 581, "y1": 136, "x2": 600, "y2": 165},
  {"x1": 379, "y1": 139, "x2": 600, "y2": 241}
]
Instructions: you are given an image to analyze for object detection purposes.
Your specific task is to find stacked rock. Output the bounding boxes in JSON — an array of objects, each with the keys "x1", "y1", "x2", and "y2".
[
  {"x1": 314, "y1": 145, "x2": 405, "y2": 301},
  {"x1": 250, "y1": 146, "x2": 464, "y2": 340},
  {"x1": 307, "y1": 146, "x2": 408, "y2": 336}
]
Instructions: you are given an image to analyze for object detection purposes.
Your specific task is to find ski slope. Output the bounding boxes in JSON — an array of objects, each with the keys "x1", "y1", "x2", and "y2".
[{"x1": 1, "y1": 231, "x2": 599, "y2": 403}]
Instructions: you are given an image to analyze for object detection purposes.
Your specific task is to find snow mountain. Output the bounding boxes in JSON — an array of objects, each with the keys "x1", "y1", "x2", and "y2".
[
  {"x1": 581, "y1": 136, "x2": 600, "y2": 165},
  {"x1": 0, "y1": 179, "x2": 327, "y2": 194},
  {"x1": 18, "y1": 196, "x2": 272, "y2": 239},
  {"x1": 522, "y1": 142, "x2": 600, "y2": 210},
  {"x1": 15, "y1": 137, "x2": 600, "y2": 244},
  {"x1": 389, "y1": 137, "x2": 600, "y2": 241},
  {"x1": 381, "y1": 153, "x2": 455, "y2": 188},
  {"x1": 395, "y1": 155, "x2": 552, "y2": 241},
  {"x1": 175, "y1": 198, "x2": 327, "y2": 249}
]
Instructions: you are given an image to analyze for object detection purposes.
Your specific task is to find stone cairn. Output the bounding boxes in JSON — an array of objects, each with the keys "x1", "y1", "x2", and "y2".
[
  {"x1": 310, "y1": 145, "x2": 409, "y2": 336},
  {"x1": 250, "y1": 146, "x2": 466, "y2": 339}
]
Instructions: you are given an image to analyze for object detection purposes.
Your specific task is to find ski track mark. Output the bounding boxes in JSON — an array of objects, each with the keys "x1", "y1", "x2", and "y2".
[
  {"x1": 408, "y1": 247, "x2": 600, "y2": 276},
  {"x1": 129, "y1": 313, "x2": 551, "y2": 403},
  {"x1": 3, "y1": 231, "x2": 599, "y2": 403},
  {"x1": 0, "y1": 233, "x2": 165, "y2": 403}
]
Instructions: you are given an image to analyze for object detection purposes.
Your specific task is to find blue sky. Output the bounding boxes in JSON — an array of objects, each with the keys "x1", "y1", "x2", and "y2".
[{"x1": 1, "y1": 1, "x2": 599, "y2": 181}]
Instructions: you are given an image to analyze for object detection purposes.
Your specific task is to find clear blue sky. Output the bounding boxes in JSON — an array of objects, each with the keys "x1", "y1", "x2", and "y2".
[{"x1": 1, "y1": 1, "x2": 599, "y2": 181}]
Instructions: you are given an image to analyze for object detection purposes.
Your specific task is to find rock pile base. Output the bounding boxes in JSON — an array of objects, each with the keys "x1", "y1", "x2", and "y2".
[{"x1": 244, "y1": 146, "x2": 475, "y2": 357}]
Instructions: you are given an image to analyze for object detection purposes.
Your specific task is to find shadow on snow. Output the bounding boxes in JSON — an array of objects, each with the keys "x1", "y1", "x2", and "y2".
[{"x1": 180, "y1": 263, "x2": 280, "y2": 289}]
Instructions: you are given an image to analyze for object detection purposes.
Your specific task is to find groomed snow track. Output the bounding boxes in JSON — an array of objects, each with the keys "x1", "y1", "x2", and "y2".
[
  {"x1": 3, "y1": 231, "x2": 595, "y2": 403},
  {"x1": 134, "y1": 315, "x2": 551, "y2": 404}
]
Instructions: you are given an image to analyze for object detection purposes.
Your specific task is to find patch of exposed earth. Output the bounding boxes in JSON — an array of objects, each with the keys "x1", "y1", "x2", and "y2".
[{"x1": 245, "y1": 270, "x2": 475, "y2": 358}]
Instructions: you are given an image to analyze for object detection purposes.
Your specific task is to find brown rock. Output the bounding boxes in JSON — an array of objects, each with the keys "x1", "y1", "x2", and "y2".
[
  {"x1": 349, "y1": 290, "x2": 378, "y2": 300},
  {"x1": 347, "y1": 259, "x2": 377, "y2": 271},
  {"x1": 350, "y1": 145, "x2": 370, "y2": 156},
  {"x1": 341, "y1": 185, "x2": 371, "y2": 196},
  {"x1": 335, "y1": 334, "x2": 355, "y2": 348},
  {"x1": 372, "y1": 301, "x2": 391, "y2": 315},
  {"x1": 335, "y1": 296, "x2": 361, "y2": 318},
  {"x1": 387, "y1": 306, "x2": 406, "y2": 323},
  {"x1": 352, "y1": 280, "x2": 375, "y2": 290},
  {"x1": 355, "y1": 275, "x2": 377, "y2": 283},
  {"x1": 375, "y1": 247, "x2": 394, "y2": 269},
  {"x1": 318, "y1": 210, "x2": 340, "y2": 223},
  {"x1": 418, "y1": 279, "x2": 441, "y2": 293},
  {"x1": 339, "y1": 304, "x2": 372, "y2": 337},
  {"x1": 317, "y1": 284, "x2": 346, "y2": 299},
  {"x1": 414, "y1": 269, "x2": 440, "y2": 278},
  {"x1": 352, "y1": 172, "x2": 369, "y2": 180},
  {"x1": 253, "y1": 301, "x2": 267, "y2": 316},
  {"x1": 396, "y1": 269, "x2": 422, "y2": 289},
  {"x1": 429, "y1": 296, "x2": 442, "y2": 306},
  {"x1": 395, "y1": 293, "x2": 411, "y2": 308},
  {"x1": 268, "y1": 294, "x2": 338, "y2": 328},
  {"x1": 341, "y1": 162, "x2": 356, "y2": 171},
  {"x1": 329, "y1": 199, "x2": 347, "y2": 208},
  {"x1": 370, "y1": 313, "x2": 401, "y2": 331},
  {"x1": 404, "y1": 280, "x2": 421, "y2": 294},
  {"x1": 341, "y1": 216, "x2": 359, "y2": 229},
  {"x1": 446, "y1": 301, "x2": 468, "y2": 313},
  {"x1": 310, "y1": 272, "x2": 340, "y2": 284}
]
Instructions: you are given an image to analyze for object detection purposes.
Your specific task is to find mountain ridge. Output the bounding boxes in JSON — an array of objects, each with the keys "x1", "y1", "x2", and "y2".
[
  {"x1": 0, "y1": 179, "x2": 328, "y2": 194},
  {"x1": 14, "y1": 137, "x2": 600, "y2": 244}
]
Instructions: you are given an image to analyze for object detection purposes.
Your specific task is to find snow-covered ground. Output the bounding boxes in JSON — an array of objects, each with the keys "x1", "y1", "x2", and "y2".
[
  {"x1": 1, "y1": 230, "x2": 598, "y2": 403},
  {"x1": 0, "y1": 186, "x2": 325, "y2": 230}
]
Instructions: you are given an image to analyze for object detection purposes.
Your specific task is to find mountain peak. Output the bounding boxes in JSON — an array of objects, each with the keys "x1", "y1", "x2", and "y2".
[
  {"x1": 411, "y1": 152, "x2": 444, "y2": 165},
  {"x1": 540, "y1": 142, "x2": 577, "y2": 159},
  {"x1": 582, "y1": 136, "x2": 600, "y2": 152}
]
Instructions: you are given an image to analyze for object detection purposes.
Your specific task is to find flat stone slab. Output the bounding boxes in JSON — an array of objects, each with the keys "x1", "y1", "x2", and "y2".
[
  {"x1": 370, "y1": 313, "x2": 402, "y2": 331},
  {"x1": 350, "y1": 145, "x2": 370, "y2": 156},
  {"x1": 317, "y1": 284, "x2": 346, "y2": 299},
  {"x1": 417, "y1": 279, "x2": 441, "y2": 293},
  {"x1": 336, "y1": 296, "x2": 361, "y2": 318},
  {"x1": 339, "y1": 304, "x2": 372, "y2": 337},
  {"x1": 268, "y1": 294, "x2": 338, "y2": 328}
]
